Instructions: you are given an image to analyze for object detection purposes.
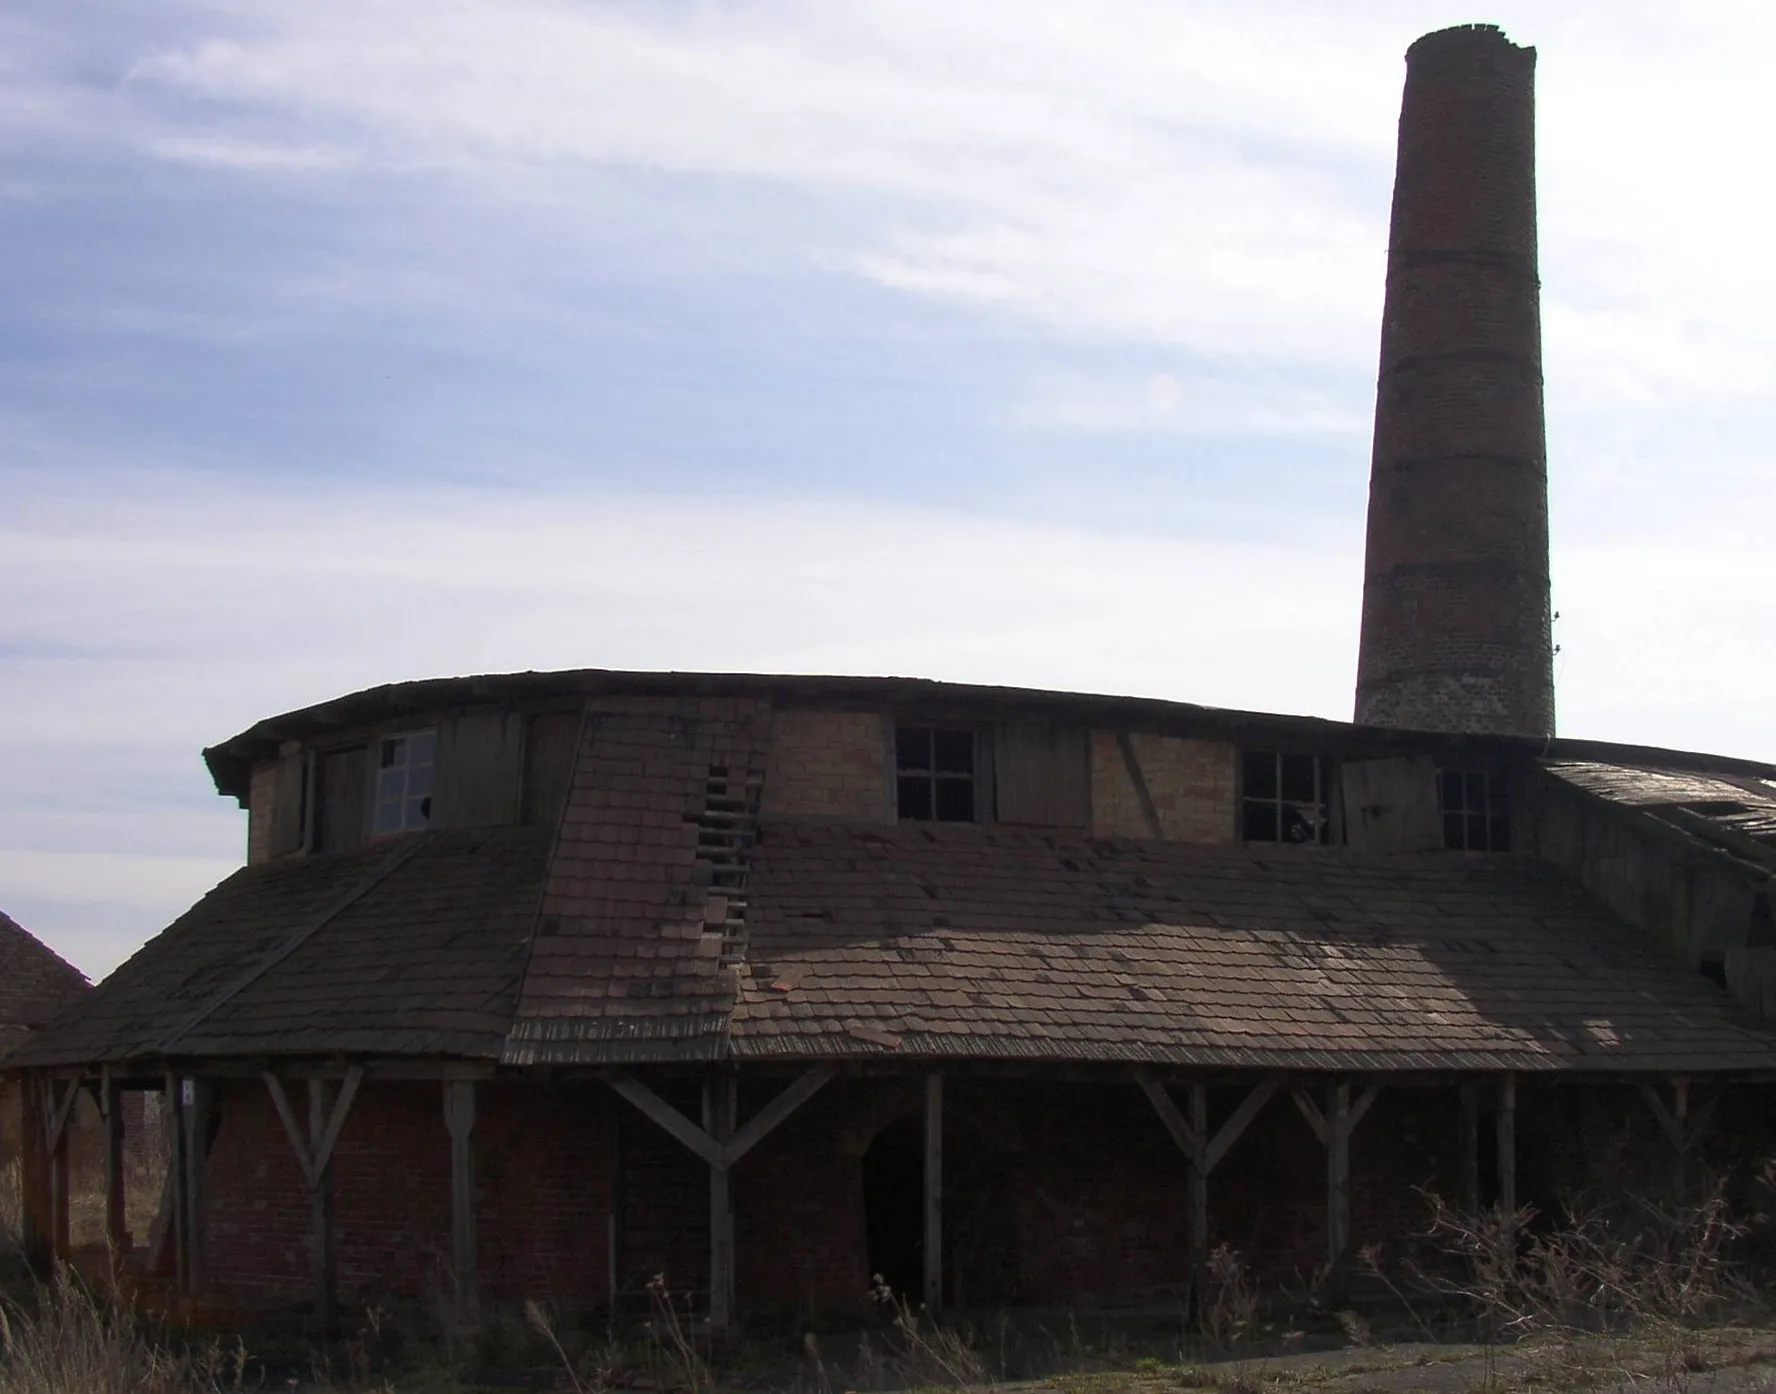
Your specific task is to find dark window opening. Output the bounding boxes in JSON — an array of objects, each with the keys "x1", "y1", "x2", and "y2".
[
  {"x1": 1240, "y1": 750, "x2": 1327, "y2": 844},
  {"x1": 1699, "y1": 957, "x2": 1728, "y2": 990},
  {"x1": 862, "y1": 1116, "x2": 925, "y2": 1301},
  {"x1": 372, "y1": 729, "x2": 437, "y2": 834},
  {"x1": 1439, "y1": 769, "x2": 1510, "y2": 851},
  {"x1": 897, "y1": 727, "x2": 977, "y2": 823}
]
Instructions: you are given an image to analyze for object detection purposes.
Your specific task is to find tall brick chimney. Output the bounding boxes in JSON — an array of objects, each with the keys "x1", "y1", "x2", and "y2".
[{"x1": 1353, "y1": 24, "x2": 1554, "y2": 737}]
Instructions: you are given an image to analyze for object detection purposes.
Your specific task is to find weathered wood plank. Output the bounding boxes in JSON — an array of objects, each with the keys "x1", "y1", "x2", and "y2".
[
  {"x1": 996, "y1": 723, "x2": 1090, "y2": 828},
  {"x1": 924, "y1": 1072, "x2": 943, "y2": 1311}
]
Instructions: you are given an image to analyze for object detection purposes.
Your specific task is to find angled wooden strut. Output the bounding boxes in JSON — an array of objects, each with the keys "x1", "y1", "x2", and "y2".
[
  {"x1": 1115, "y1": 732, "x2": 1166, "y2": 839},
  {"x1": 1291, "y1": 1080, "x2": 1383, "y2": 1287},
  {"x1": 37, "y1": 1075, "x2": 82, "y2": 1263},
  {"x1": 606, "y1": 1064, "x2": 838, "y2": 1329},
  {"x1": 606, "y1": 1063, "x2": 837, "y2": 1173},
  {"x1": 1640, "y1": 1075, "x2": 1720, "y2": 1204},
  {"x1": 265, "y1": 1066, "x2": 364, "y2": 1327},
  {"x1": 1135, "y1": 1069, "x2": 1278, "y2": 1302}
]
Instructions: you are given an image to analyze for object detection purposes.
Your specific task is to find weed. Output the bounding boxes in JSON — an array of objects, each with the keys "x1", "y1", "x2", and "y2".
[{"x1": 867, "y1": 1274, "x2": 988, "y2": 1387}]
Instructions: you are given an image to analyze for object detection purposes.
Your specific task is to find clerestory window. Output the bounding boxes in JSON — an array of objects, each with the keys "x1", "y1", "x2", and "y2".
[
  {"x1": 1438, "y1": 769, "x2": 1510, "y2": 851},
  {"x1": 372, "y1": 729, "x2": 437, "y2": 834},
  {"x1": 1240, "y1": 750, "x2": 1329, "y2": 844},
  {"x1": 895, "y1": 726, "x2": 978, "y2": 822}
]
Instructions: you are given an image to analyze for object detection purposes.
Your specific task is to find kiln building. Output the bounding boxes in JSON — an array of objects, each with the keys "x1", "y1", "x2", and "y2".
[{"x1": 15, "y1": 24, "x2": 1776, "y2": 1328}]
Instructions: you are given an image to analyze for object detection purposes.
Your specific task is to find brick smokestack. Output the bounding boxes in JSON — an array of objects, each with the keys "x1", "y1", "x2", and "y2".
[{"x1": 1354, "y1": 24, "x2": 1554, "y2": 736}]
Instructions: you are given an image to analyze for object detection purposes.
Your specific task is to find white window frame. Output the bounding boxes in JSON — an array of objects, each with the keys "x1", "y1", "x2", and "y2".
[{"x1": 372, "y1": 728, "x2": 438, "y2": 834}]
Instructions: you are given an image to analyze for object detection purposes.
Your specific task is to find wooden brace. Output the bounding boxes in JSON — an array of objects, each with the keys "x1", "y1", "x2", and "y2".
[
  {"x1": 1291, "y1": 1082, "x2": 1380, "y2": 1144},
  {"x1": 265, "y1": 1065, "x2": 364, "y2": 1190},
  {"x1": 607, "y1": 1064, "x2": 836, "y2": 1170},
  {"x1": 1134, "y1": 1070, "x2": 1276, "y2": 1174}
]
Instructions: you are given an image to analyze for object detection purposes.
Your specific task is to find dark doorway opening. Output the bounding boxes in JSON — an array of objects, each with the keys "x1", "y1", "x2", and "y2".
[{"x1": 862, "y1": 1116, "x2": 923, "y2": 1302}]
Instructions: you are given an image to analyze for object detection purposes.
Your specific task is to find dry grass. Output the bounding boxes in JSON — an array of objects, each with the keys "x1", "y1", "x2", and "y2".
[{"x1": 0, "y1": 1270, "x2": 243, "y2": 1394}]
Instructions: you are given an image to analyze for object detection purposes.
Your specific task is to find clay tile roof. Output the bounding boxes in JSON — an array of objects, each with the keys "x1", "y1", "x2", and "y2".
[
  {"x1": 0, "y1": 910, "x2": 89, "y2": 1049},
  {"x1": 729, "y1": 824, "x2": 1776, "y2": 1073},
  {"x1": 10, "y1": 828, "x2": 550, "y2": 1068},
  {"x1": 20, "y1": 700, "x2": 1776, "y2": 1077}
]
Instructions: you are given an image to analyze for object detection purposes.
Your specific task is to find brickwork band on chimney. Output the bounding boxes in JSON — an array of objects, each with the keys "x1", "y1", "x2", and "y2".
[{"x1": 1354, "y1": 24, "x2": 1555, "y2": 738}]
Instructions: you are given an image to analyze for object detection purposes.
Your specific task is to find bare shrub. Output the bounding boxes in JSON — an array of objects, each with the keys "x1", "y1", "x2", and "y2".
[
  {"x1": 1200, "y1": 1244, "x2": 1258, "y2": 1351},
  {"x1": 1400, "y1": 1182, "x2": 1761, "y2": 1390}
]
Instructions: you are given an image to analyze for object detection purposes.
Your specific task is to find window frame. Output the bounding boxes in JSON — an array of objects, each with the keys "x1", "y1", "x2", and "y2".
[
  {"x1": 890, "y1": 721, "x2": 990, "y2": 825},
  {"x1": 371, "y1": 727, "x2": 439, "y2": 836},
  {"x1": 1437, "y1": 767, "x2": 1511, "y2": 852},
  {"x1": 1238, "y1": 749, "x2": 1331, "y2": 845}
]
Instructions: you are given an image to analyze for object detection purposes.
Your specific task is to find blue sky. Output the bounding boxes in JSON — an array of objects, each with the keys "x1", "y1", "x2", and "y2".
[{"x1": 5, "y1": 0, "x2": 1776, "y2": 979}]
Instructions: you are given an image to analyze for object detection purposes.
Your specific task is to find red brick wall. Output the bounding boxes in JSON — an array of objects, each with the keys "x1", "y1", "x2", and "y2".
[{"x1": 194, "y1": 1071, "x2": 1674, "y2": 1312}]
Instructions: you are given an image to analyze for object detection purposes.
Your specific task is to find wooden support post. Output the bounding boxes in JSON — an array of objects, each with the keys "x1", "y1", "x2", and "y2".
[
  {"x1": 1187, "y1": 1082, "x2": 1210, "y2": 1297},
  {"x1": 442, "y1": 1080, "x2": 478, "y2": 1328},
  {"x1": 101, "y1": 1067, "x2": 126, "y2": 1255},
  {"x1": 51, "y1": 1105, "x2": 70, "y2": 1263},
  {"x1": 1672, "y1": 1077, "x2": 1691, "y2": 1206},
  {"x1": 1496, "y1": 1073, "x2": 1517, "y2": 1221},
  {"x1": 308, "y1": 1079, "x2": 336, "y2": 1328},
  {"x1": 265, "y1": 1066, "x2": 362, "y2": 1330},
  {"x1": 181, "y1": 1077, "x2": 211, "y2": 1292},
  {"x1": 166, "y1": 1072, "x2": 188, "y2": 1292},
  {"x1": 1458, "y1": 1084, "x2": 1480, "y2": 1214},
  {"x1": 1639, "y1": 1076, "x2": 1716, "y2": 1209},
  {"x1": 1134, "y1": 1071, "x2": 1276, "y2": 1322},
  {"x1": 924, "y1": 1072, "x2": 943, "y2": 1312},
  {"x1": 19, "y1": 1077, "x2": 51, "y2": 1274},
  {"x1": 1326, "y1": 1082, "x2": 1351, "y2": 1284},
  {"x1": 703, "y1": 1072, "x2": 737, "y2": 1333}
]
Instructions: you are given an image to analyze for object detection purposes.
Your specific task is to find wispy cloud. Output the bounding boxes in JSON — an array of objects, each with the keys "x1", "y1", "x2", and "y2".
[{"x1": 6, "y1": 0, "x2": 1776, "y2": 983}]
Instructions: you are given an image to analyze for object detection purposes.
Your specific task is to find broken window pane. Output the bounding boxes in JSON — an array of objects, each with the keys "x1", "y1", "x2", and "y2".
[
  {"x1": 1241, "y1": 750, "x2": 1327, "y2": 845},
  {"x1": 372, "y1": 729, "x2": 438, "y2": 834}
]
